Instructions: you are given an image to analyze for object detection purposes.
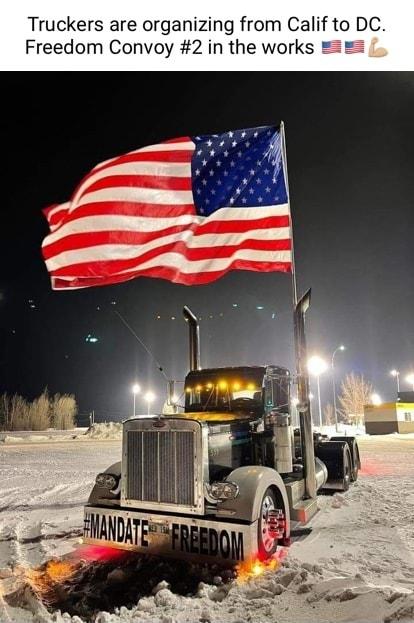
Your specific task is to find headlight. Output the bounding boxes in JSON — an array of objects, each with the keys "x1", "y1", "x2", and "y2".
[
  {"x1": 208, "y1": 481, "x2": 239, "y2": 500},
  {"x1": 95, "y1": 473, "x2": 118, "y2": 489}
]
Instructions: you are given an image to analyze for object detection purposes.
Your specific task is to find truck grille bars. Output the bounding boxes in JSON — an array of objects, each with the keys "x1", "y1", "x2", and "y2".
[{"x1": 126, "y1": 430, "x2": 195, "y2": 506}]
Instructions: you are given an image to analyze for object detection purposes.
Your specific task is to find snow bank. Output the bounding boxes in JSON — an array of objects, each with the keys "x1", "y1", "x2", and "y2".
[
  {"x1": 316, "y1": 424, "x2": 367, "y2": 436},
  {"x1": 82, "y1": 422, "x2": 123, "y2": 440},
  {"x1": 2, "y1": 434, "x2": 72, "y2": 444},
  {"x1": 0, "y1": 425, "x2": 122, "y2": 443},
  {"x1": 3, "y1": 556, "x2": 414, "y2": 623}
]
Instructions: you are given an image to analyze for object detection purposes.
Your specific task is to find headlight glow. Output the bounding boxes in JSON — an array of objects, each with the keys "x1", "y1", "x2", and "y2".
[
  {"x1": 95, "y1": 473, "x2": 118, "y2": 489},
  {"x1": 208, "y1": 481, "x2": 239, "y2": 500}
]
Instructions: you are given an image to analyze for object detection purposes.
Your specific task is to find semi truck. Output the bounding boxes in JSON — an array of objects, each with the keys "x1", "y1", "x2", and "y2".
[{"x1": 83, "y1": 291, "x2": 360, "y2": 564}]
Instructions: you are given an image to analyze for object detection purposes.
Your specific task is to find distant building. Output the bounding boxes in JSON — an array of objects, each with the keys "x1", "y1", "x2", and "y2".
[
  {"x1": 398, "y1": 391, "x2": 414, "y2": 403},
  {"x1": 364, "y1": 402, "x2": 414, "y2": 434}
]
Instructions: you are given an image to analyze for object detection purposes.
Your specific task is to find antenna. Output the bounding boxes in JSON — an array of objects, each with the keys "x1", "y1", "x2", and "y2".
[{"x1": 113, "y1": 309, "x2": 169, "y2": 381}]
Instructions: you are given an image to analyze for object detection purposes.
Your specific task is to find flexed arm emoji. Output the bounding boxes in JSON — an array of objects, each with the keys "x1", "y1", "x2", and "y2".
[{"x1": 368, "y1": 37, "x2": 388, "y2": 57}]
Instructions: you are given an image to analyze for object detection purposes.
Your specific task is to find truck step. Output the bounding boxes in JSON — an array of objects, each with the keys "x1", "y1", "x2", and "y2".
[{"x1": 289, "y1": 497, "x2": 318, "y2": 524}]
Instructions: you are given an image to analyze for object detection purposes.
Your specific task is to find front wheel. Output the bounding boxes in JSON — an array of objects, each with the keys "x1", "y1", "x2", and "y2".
[{"x1": 257, "y1": 488, "x2": 286, "y2": 559}]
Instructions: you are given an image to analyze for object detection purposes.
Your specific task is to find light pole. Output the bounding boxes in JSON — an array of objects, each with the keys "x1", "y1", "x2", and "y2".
[
  {"x1": 390, "y1": 369, "x2": 400, "y2": 396},
  {"x1": 144, "y1": 391, "x2": 155, "y2": 415},
  {"x1": 132, "y1": 383, "x2": 141, "y2": 416},
  {"x1": 332, "y1": 345, "x2": 346, "y2": 432},
  {"x1": 406, "y1": 374, "x2": 414, "y2": 392},
  {"x1": 307, "y1": 356, "x2": 328, "y2": 428}
]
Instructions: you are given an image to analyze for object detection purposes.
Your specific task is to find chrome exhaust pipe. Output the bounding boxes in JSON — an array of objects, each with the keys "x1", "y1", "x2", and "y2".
[
  {"x1": 294, "y1": 289, "x2": 317, "y2": 499},
  {"x1": 182, "y1": 306, "x2": 201, "y2": 371}
]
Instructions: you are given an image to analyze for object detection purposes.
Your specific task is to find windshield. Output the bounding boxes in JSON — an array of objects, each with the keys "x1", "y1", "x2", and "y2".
[{"x1": 185, "y1": 372, "x2": 263, "y2": 413}]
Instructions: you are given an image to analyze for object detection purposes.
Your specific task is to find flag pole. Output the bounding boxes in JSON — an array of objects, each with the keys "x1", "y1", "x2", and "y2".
[
  {"x1": 280, "y1": 122, "x2": 317, "y2": 498},
  {"x1": 280, "y1": 121, "x2": 298, "y2": 308}
]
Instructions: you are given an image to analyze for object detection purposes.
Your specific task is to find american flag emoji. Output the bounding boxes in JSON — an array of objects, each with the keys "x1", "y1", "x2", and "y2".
[
  {"x1": 322, "y1": 40, "x2": 341, "y2": 54},
  {"x1": 345, "y1": 40, "x2": 365, "y2": 54}
]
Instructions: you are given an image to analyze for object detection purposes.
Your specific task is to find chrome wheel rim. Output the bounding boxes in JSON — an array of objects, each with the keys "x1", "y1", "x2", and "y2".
[{"x1": 260, "y1": 495, "x2": 277, "y2": 553}]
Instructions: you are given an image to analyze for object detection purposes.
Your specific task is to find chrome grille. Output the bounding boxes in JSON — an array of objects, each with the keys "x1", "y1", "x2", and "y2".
[{"x1": 126, "y1": 429, "x2": 195, "y2": 506}]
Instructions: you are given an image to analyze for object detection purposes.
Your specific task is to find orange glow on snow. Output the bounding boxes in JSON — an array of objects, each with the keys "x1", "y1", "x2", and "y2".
[
  {"x1": 236, "y1": 557, "x2": 280, "y2": 583},
  {"x1": 16, "y1": 547, "x2": 130, "y2": 606},
  {"x1": 42, "y1": 559, "x2": 77, "y2": 583},
  {"x1": 23, "y1": 558, "x2": 80, "y2": 603}
]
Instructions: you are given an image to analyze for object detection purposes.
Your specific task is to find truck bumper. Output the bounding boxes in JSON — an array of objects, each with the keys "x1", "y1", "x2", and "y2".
[{"x1": 83, "y1": 505, "x2": 258, "y2": 564}]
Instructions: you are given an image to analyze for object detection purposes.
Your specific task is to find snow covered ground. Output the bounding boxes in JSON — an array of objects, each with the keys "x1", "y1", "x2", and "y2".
[
  {"x1": 0, "y1": 424, "x2": 121, "y2": 444},
  {"x1": 1, "y1": 433, "x2": 414, "y2": 623}
]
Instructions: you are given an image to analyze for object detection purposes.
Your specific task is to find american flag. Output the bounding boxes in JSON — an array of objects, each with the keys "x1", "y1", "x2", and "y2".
[
  {"x1": 42, "y1": 125, "x2": 292, "y2": 290},
  {"x1": 322, "y1": 40, "x2": 341, "y2": 54},
  {"x1": 345, "y1": 40, "x2": 365, "y2": 54}
]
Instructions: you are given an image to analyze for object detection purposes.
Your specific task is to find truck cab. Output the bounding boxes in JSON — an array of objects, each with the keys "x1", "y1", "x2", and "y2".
[{"x1": 181, "y1": 365, "x2": 291, "y2": 478}]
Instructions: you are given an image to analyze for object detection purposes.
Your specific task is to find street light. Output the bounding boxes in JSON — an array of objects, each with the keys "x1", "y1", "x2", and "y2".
[
  {"x1": 144, "y1": 391, "x2": 155, "y2": 415},
  {"x1": 390, "y1": 369, "x2": 400, "y2": 395},
  {"x1": 307, "y1": 356, "x2": 328, "y2": 428},
  {"x1": 371, "y1": 393, "x2": 382, "y2": 406},
  {"x1": 406, "y1": 373, "x2": 414, "y2": 391},
  {"x1": 332, "y1": 345, "x2": 346, "y2": 432},
  {"x1": 132, "y1": 383, "x2": 141, "y2": 416}
]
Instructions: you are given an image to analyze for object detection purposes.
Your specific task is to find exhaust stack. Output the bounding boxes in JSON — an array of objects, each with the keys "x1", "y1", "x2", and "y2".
[
  {"x1": 183, "y1": 306, "x2": 201, "y2": 371},
  {"x1": 294, "y1": 289, "x2": 317, "y2": 499}
]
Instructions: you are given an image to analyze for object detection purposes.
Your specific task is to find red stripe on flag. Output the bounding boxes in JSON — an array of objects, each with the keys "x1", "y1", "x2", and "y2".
[
  {"x1": 43, "y1": 225, "x2": 192, "y2": 259},
  {"x1": 79, "y1": 174, "x2": 192, "y2": 199},
  {"x1": 44, "y1": 231, "x2": 291, "y2": 263},
  {"x1": 196, "y1": 215, "x2": 290, "y2": 234},
  {"x1": 51, "y1": 259, "x2": 292, "y2": 289},
  {"x1": 49, "y1": 238, "x2": 291, "y2": 278},
  {"x1": 43, "y1": 204, "x2": 70, "y2": 230},
  {"x1": 43, "y1": 204, "x2": 60, "y2": 218},
  {"x1": 42, "y1": 214, "x2": 291, "y2": 259},
  {"x1": 162, "y1": 136, "x2": 191, "y2": 144},
  {"x1": 92, "y1": 150, "x2": 194, "y2": 175},
  {"x1": 46, "y1": 202, "x2": 196, "y2": 231}
]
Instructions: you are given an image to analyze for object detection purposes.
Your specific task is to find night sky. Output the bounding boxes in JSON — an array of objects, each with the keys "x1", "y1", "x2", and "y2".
[{"x1": 1, "y1": 72, "x2": 413, "y2": 421}]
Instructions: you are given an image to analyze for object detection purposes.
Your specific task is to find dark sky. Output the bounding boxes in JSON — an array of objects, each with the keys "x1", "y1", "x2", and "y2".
[{"x1": 1, "y1": 72, "x2": 413, "y2": 420}]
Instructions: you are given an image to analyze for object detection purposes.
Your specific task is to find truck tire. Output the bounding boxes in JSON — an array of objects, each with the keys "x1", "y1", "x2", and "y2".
[
  {"x1": 342, "y1": 449, "x2": 351, "y2": 491},
  {"x1": 330, "y1": 437, "x2": 360, "y2": 481},
  {"x1": 257, "y1": 487, "x2": 286, "y2": 559},
  {"x1": 348, "y1": 439, "x2": 359, "y2": 482}
]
